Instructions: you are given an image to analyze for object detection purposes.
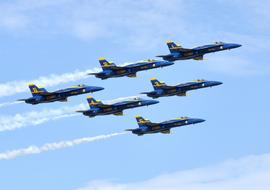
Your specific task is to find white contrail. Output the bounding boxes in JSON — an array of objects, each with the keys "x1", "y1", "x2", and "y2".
[
  {"x1": 0, "y1": 95, "x2": 147, "y2": 132},
  {"x1": 0, "y1": 132, "x2": 128, "y2": 160},
  {"x1": 0, "y1": 68, "x2": 101, "y2": 97},
  {"x1": 0, "y1": 104, "x2": 87, "y2": 132},
  {"x1": 0, "y1": 60, "x2": 150, "y2": 98},
  {"x1": 0, "y1": 101, "x2": 23, "y2": 108}
]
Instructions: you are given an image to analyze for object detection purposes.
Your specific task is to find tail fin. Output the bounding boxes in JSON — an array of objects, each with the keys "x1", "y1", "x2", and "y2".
[
  {"x1": 166, "y1": 40, "x2": 181, "y2": 53},
  {"x1": 136, "y1": 116, "x2": 150, "y2": 127},
  {"x1": 150, "y1": 78, "x2": 166, "y2": 90},
  {"x1": 99, "y1": 58, "x2": 116, "y2": 70},
  {"x1": 87, "y1": 96, "x2": 101, "y2": 108},
  {"x1": 28, "y1": 84, "x2": 47, "y2": 96}
]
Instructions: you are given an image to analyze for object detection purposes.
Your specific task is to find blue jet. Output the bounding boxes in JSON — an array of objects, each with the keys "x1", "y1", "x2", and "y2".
[
  {"x1": 157, "y1": 41, "x2": 241, "y2": 61},
  {"x1": 126, "y1": 116, "x2": 205, "y2": 136},
  {"x1": 18, "y1": 84, "x2": 104, "y2": 105},
  {"x1": 77, "y1": 96, "x2": 159, "y2": 117},
  {"x1": 141, "y1": 78, "x2": 222, "y2": 99},
  {"x1": 88, "y1": 58, "x2": 174, "y2": 80}
]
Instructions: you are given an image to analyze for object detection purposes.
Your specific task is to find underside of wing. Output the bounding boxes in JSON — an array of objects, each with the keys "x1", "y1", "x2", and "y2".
[
  {"x1": 96, "y1": 104, "x2": 112, "y2": 108},
  {"x1": 161, "y1": 129, "x2": 171, "y2": 134},
  {"x1": 127, "y1": 73, "x2": 137, "y2": 78},
  {"x1": 159, "y1": 85, "x2": 176, "y2": 90},
  {"x1": 113, "y1": 111, "x2": 123, "y2": 116},
  {"x1": 193, "y1": 55, "x2": 204, "y2": 60}
]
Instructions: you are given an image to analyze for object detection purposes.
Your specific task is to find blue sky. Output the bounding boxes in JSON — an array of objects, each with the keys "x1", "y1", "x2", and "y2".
[{"x1": 0, "y1": 0, "x2": 269, "y2": 189}]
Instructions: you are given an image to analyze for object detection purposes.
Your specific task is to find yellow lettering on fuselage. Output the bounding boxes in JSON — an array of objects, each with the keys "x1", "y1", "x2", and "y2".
[
  {"x1": 104, "y1": 108, "x2": 113, "y2": 111},
  {"x1": 152, "y1": 126, "x2": 161, "y2": 130}
]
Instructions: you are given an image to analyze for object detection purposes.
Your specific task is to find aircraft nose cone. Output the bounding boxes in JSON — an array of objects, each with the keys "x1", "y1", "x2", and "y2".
[
  {"x1": 89, "y1": 86, "x2": 104, "y2": 92},
  {"x1": 213, "y1": 81, "x2": 223, "y2": 86},
  {"x1": 229, "y1": 43, "x2": 242, "y2": 49},
  {"x1": 95, "y1": 86, "x2": 105, "y2": 91},
  {"x1": 189, "y1": 118, "x2": 205, "y2": 124},
  {"x1": 147, "y1": 100, "x2": 159, "y2": 105},
  {"x1": 164, "y1": 61, "x2": 174, "y2": 66},
  {"x1": 234, "y1": 44, "x2": 242, "y2": 48},
  {"x1": 196, "y1": 119, "x2": 205, "y2": 123}
]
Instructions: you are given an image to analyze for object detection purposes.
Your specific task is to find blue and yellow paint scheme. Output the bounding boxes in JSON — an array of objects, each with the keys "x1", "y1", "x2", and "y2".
[
  {"x1": 126, "y1": 116, "x2": 205, "y2": 136},
  {"x1": 88, "y1": 58, "x2": 174, "y2": 80},
  {"x1": 157, "y1": 41, "x2": 241, "y2": 61},
  {"x1": 18, "y1": 84, "x2": 104, "y2": 105},
  {"x1": 76, "y1": 96, "x2": 159, "y2": 117},
  {"x1": 141, "y1": 78, "x2": 222, "y2": 99}
]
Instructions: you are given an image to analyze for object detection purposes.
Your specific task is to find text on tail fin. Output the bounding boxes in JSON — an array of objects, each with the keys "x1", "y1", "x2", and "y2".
[
  {"x1": 136, "y1": 116, "x2": 150, "y2": 126},
  {"x1": 166, "y1": 41, "x2": 181, "y2": 53},
  {"x1": 99, "y1": 58, "x2": 116, "y2": 69},
  {"x1": 150, "y1": 78, "x2": 165, "y2": 89},
  {"x1": 28, "y1": 84, "x2": 46, "y2": 95},
  {"x1": 87, "y1": 96, "x2": 100, "y2": 107}
]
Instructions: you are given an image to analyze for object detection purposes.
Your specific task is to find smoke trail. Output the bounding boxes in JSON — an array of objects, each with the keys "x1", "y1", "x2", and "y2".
[
  {"x1": 0, "y1": 101, "x2": 23, "y2": 108},
  {"x1": 0, "y1": 132, "x2": 127, "y2": 160},
  {"x1": 0, "y1": 68, "x2": 101, "y2": 97},
  {"x1": 0, "y1": 95, "x2": 146, "y2": 133},
  {"x1": 0, "y1": 104, "x2": 87, "y2": 132},
  {"x1": 0, "y1": 60, "x2": 147, "y2": 98}
]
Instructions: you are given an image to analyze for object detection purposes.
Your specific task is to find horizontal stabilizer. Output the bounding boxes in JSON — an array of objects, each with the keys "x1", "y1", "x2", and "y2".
[
  {"x1": 76, "y1": 110, "x2": 86, "y2": 113},
  {"x1": 87, "y1": 73, "x2": 99, "y2": 76},
  {"x1": 156, "y1": 55, "x2": 171, "y2": 58},
  {"x1": 17, "y1": 99, "x2": 27, "y2": 102}
]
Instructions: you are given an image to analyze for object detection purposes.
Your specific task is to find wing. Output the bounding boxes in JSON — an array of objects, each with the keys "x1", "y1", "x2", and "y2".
[
  {"x1": 112, "y1": 101, "x2": 134, "y2": 107},
  {"x1": 50, "y1": 87, "x2": 84, "y2": 95},
  {"x1": 161, "y1": 129, "x2": 171, "y2": 134},
  {"x1": 124, "y1": 62, "x2": 149, "y2": 69},
  {"x1": 145, "y1": 122, "x2": 160, "y2": 127},
  {"x1": 158, "y1": 85, "x2": 176, "y2": 90},
  {"x1": 95, "y1": 104, "x2": 112, "y2": 108},
  {"x1": 107, "y1": 65, "x2": 124, "y2": 71},
  {"x1": 171, "y1": 47, "x2": 192, "y2": 53},
  {"x1": 193, "y1": 55, "x2": 204, "y2": 60}
]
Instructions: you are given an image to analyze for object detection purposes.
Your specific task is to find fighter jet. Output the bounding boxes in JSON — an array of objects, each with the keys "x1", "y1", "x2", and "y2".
[
  {"x1": 18, "y1": 84, "x2": 104, "y2": 105},
  {"x1": 76, "y1": 96, "x2": 159, "y2": 117},
  {"x1": 88, "y1": 58, "x2": 174, "y2": 80},
  {"x1": 157, "y1": 41, "x2": 241, "y2": 61},
  {"x1": 141, "y1": 78, "x2": 222, "y2": 99},
  {"x1": 126, "y1": 116, "x2": 205, "y2": 136}
]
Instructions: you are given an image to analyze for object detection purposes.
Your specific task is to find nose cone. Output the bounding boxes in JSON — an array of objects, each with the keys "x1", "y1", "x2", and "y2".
[
  {"x1": 143, "y1": 99, "x2": 159, "y2": 105},
  {"x1": 163, "y1": 61, "x2": 174, "y2": 66},
  {"x1": 87, "y1": 86, "x2": 104, "y2": 92},
  {"x1": 208, "y1": 81, "x2": 223, "y2": 87},
  {"x1": 157, "y1": 61, "x2": 174, "y2": 67},
  {"x1": 224, "y1": 43, "x2": 242, "y2": 49},
  {"x1": 188, "y1": 118, "x2": 205, "y2": 124}
]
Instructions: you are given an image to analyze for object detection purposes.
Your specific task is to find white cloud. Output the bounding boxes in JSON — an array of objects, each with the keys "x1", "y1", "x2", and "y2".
[
  {"x1": 0, "y1": 0, "x2": 268, "y2": 77},
  {"x1": 77, "y1": 153, "x2": 270, "y2": 190}
]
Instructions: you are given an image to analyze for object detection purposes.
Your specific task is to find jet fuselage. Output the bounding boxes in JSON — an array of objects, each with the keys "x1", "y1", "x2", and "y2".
[{"x1": 82, "y1": 99, "x2": 159, "y2": 117}]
